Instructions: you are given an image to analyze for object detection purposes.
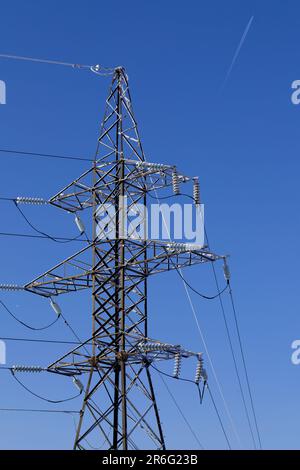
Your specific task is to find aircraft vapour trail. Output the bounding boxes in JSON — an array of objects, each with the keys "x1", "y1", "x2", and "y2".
[{"x1": 222, "y1": 15, "x2": 254, "y2": 87}]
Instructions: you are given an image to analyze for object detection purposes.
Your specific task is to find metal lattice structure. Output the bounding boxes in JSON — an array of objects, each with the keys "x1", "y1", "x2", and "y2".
[{"x1": 12, "y1": 68, "x2": 222, "y2": 450}]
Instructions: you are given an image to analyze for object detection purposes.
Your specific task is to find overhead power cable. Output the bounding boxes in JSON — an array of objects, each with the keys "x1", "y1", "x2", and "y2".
[
  {"x1": 0, "y1": 148, "x2": 93, "y2": 162},
  {"x1": 0, "y1": 53, "x2": 115, "y2": 75},
  {"x1": 0, "y1": 197, "x2": 15, "y2": 201},
  {"x1": 153, "y1": 362, "x2": 231, "y2": 449},
  {"x1": 13, "y1": 202, "x2": 83, "y2": 244},
  {"x1": 157, "y1": 371, "x2": 205, "y2": 450},
  {"x1": 180, "y1": 276, "x2": 241, "y2": 447},
  {"x1": 150, "y1": 363, "x2": 200, "y2": 386},
  {"x1": 59, "y1": 312, "x2": 91, "y2": 357},
  {"x1": 228, "y1": 283, "x2": 263, "y2": 450},
  {"x1": 0, "y1": 53, "x2": 93, "y2": 69},
  {"x1": 206, "y1": 384, "x2": 232, "y2": 450},
  {"x1": 0, "y1": 300, "x2": 59, "y2": 331},
  {"x1": 147, "y1": 191, "x2": 195, "y2": 202},
  {"x1": 150, "y1": 362, "x2": 206, "y2": 406},
  {"x1": 0, "y1": 408, "x2": 79, "y2": 414},
  {"x1": 10, "y1": 371, "x2": 82, "y2": 404},
  {"x1": 0, "y1": 336, "x2": 85, "y2": 346},
  {"x1": 211, "y1": 262, "x2": 257, "y2": 449},
  {"x1": 168, "y1": 255, "x2": 229, "y2": 300},
  {"x1": 205, "y1": 226, "x2": 261, "y2": 449},
  {"x1": 0, "y1": 231, "x2": 86, "y2": 242}
]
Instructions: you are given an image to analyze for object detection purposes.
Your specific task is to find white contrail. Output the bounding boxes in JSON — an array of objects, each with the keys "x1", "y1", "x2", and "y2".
[{"x1": 222, "y1": 15, "x2": 254, "y2": 87}]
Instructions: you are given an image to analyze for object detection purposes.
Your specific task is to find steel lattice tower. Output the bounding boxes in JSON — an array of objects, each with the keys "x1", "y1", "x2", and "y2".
[{"x1": 12, "y1": 67, "x2": 223, "y2": 450}]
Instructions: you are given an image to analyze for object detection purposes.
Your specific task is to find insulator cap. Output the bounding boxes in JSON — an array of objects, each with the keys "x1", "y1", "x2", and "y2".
[
  {"x1": 172, "y1": 169, "x2": 180, "y2": 195},
  {"x1": 195, "y1": 357, "x2": 204, "y2": 384},
  {"x1": 193, "y1": 177, "x2": 200, "y2": 205},
  {"x1": 166, "y1": 242, "x2": 203, "y2": 252},
  {"x1": 136, "y1": 161, "x2": 171, "y2": 172},
  {"x1": 173, "y1": 352, "x2": 182, "y2": 378},
  {"x1": 15, "y1": 197, "x2": 48, "y2": 205},
  {"x1": 74, "y1": 214, "x2": 85, "y2": 233},
  {"x1": 223, "y1": 258, "x2": 230, "y2": 281},
  {"x1": 0, "y1": 284, "x2": 24, "y2": 291},
  {"x1": 72, "y1": 376, "x2": 84, "y2": 393},
  {"x1": 138, "y1": 341, "x2": 177, "y2": 353},
  {"x1": 50, "y1": 298, "x2": 62, "y2": 317},
  {"x1": 12, "y1": 365, "x2": 43, "y2": 373}
]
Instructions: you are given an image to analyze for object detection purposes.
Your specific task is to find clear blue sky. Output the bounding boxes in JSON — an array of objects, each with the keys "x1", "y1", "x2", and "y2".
[{"x1": 0, "y1": 0, "x2": 299, "y2": 450}]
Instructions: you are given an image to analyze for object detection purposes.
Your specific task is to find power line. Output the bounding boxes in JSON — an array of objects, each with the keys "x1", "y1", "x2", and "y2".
[
  {"x1": 205, "y1": 227, "x2": 259, "y2": 449},
  {"x1": 0, "y1": 299, "x2": 59, "y2": 331},
  {"x1": 0, "y1": 408, "x2": 79, "y2": 414},
  {"x1": 228, "y1": 283, "x2": 263, "y2": 449},
  {"x1": 0, "y1": 298, "x2": 90, "y2": 359},
  {"x1": 11, "y1": 371, "x2": 82, "y2": 404},
  {"x1": 0, "y1": 231, "x2": 86, "y2": 242},
  {"x1": 59, "y1": 312, "x2": 91, "y2": 357},
  {"x1": 206, "y1": 384, "x2": 232, "y2": 450},
  {"x1": 168, "y1": 255, "x2": 229, "y2": 300},
  {"x1": 150, "y1": 363, "x2": 199, "y2": 386},
  {"x1": 147, "y1": 191, "x2": 196, "y2": 202},
  {"x1": 0, "y1": 148, "x2": 93, "y2": 162},
  {"x1": 155, "y1": 374, "x2": 228, "y2": 448},
  {"x1": 157, "y1": 371, "x2": 205, "y2": 450},
  {"x1": 211, "y1": 262, "x2": 257, "y2": 449},
  {"x1": 180, "y1": 274, "x2": 242, "y2": 447},
  {"x1": 0, "y1": 53, "x2": 115, "y2": 75},
  {"x1": 0, "y1": 53, "x2": 93, "y2": 69},
  {"x1": 13, "y1": 202, "x2": 83, "y2": 244},
  {"x1": 150, "y1": 363, "x2": 207, "y2": 406},
  {"x1": 0, "y1": 336, "x2": 85, "y2": 346}
]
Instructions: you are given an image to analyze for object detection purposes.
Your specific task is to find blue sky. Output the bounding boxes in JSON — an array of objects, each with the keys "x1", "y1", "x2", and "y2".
[{"x1": 0, "y1": 0, "x2": 299, "y2": 450}]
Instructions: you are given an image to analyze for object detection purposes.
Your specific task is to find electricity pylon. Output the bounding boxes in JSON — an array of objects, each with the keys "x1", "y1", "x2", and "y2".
[{"x1": 4, "y1": 67, "x2": 222, "y2": 450}]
